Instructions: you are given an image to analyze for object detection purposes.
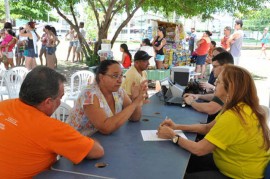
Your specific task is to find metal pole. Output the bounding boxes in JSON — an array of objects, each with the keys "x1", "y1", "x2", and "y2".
[{"x1": 4, "y1": 0, "x2": 11, "y2": 22}]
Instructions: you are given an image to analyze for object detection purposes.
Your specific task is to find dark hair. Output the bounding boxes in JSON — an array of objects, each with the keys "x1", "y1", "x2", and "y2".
[
  {"x1": 142, "y1": 38, "x2": 152, "y2": 46},
  {"x1": 4, "y1": 22, "x2": 12, "y2": 29},
  {"x1": 19, "y1": 66, "x2": 66, "y2": 106},
  {"x1": 50, "y1": 26, "x2": 57, "y2": 36},
  {"x1": 27, "y1": 21, "x2": 35, "y2": 29},
  {"x1": 120, "y1": 44, "x2": 132, "y2": 61},
  {"x1": 212, "y1": 51, "x2": 234, "y2": 65},
  {"x1": 224, "y1": 26, "x2": 231, "y2": 31},
  {"x1": 95, "y1": 60, "x2": 120, "y2": 83},
  {"x1": 4, "y1": 22, "x2": 15, "y2": 36},
  {"x1": 205, "y1": 30, "x2": 212, "y2": 37},
  {"x1": 158, "y1": 26, "x2": 166, "y2": 37},
  {"x1": 211, "y1": 41, "x2": 216, "y2": 47},
  {"x1": 79, "y1": 22, "x2": 84, "y2": 27},
  {"x1": 235, "y1": 19, "x2": 243, "y2": 27},
  {"x1": 213, "y1": 47, "x2": 226, "y2": 53},
  {"x1": 19, "y1": 27, "x2": 24, "y2": 31},
  {"x1": 5, "y1": 29, "x2": 13, "y2": 36},
  {"x1": 44, "y1": 25, "x2": 52, "y2": 31}
]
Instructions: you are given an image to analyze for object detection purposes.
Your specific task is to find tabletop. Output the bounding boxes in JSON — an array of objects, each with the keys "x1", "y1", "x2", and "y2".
[{"x1": 36, "y1": 94, "x2": 207, "y2": 179}]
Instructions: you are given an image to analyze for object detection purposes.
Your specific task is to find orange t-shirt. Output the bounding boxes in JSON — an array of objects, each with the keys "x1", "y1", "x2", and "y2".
[
  {"x1": 195, "y1": 39, "x2": 210, "y2": 56},
  {"x1": 221, "y1": 36, "x2": 229, "y2": 49},
  {"x1": 0, "y1": 99, "x2": 94, "y2": 178},
  {"x1": 122, "y1": 53, "x2": 131, "y2": 68}
]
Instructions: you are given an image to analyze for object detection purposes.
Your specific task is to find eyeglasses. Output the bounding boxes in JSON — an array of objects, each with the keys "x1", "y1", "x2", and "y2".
[{"x1": 105, "y1": 73, "x2": 125, "y2": 80}]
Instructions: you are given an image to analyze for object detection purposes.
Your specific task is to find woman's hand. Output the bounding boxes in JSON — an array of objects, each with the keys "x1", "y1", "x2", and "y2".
[
  {"x1": 159, "y1": 118, "x2": 177, "y2": 130},
  {"x1": 132, "y1": 80, "x2": 149, "y2": 106},
  {"x1": 157, "y1": 125, "x2": 176, "y2": 139}
]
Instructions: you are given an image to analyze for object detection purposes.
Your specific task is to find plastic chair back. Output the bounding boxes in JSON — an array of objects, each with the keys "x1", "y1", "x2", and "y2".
[{"x1": 51, "y1": 102, "x2": 72, "y2": 122}]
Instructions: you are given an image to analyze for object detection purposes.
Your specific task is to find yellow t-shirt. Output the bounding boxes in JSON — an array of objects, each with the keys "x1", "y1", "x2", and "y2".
[
  {"x1": 121, "y1": 66, "x2": 147, "y2": 96},
  {"x1": 205, "y1": 103, "x2": 270, "y2": 178}
]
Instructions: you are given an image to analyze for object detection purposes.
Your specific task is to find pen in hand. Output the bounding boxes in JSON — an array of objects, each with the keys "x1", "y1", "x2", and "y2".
[{"x1": 161, "y1": 116, "x2": 168, "y2": 126}]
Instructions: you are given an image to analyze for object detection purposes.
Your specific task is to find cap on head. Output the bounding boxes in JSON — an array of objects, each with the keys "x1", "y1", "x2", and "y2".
[{"x1": 134, "y1": 51, "x2": 152, "y2": 61}]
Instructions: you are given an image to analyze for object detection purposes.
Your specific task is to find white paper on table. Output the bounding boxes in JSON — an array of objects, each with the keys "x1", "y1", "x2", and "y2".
[{"x1": 141, "y1": 130, "x2": 187, "y2": 141}]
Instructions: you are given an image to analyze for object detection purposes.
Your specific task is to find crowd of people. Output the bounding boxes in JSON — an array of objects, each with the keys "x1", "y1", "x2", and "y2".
[
  {"x1": 0, "y1": 21, "x2": 86, "y2": 70},
  {"x1": 1, "y1": 19, "x2": 270, "y2": 179}
]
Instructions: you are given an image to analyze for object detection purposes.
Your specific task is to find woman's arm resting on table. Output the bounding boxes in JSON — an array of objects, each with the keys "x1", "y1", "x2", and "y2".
[{"x1": 157, "y1": 124, "x2": 216, "y2": 156}]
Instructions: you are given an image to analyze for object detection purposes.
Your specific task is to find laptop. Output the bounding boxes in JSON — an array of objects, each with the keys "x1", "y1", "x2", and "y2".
[{"x1": 161, "y1": 84, "x2": 185, "y2": 106}]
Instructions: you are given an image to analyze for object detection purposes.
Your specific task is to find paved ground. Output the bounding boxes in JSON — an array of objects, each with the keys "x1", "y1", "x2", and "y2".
[{"x1": 1, "y1": 39, "x2": 269, "y2": 107}]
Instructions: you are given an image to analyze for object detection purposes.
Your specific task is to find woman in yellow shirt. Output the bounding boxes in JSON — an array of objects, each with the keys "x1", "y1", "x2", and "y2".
[{"x1": 158, "y1": 65, "x2": 270, "y2": 178}]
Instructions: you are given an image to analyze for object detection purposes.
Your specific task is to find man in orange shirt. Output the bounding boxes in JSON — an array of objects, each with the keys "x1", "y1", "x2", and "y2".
[{"x1": 0, "y1": 66, "x2": 104, "y2": 178}]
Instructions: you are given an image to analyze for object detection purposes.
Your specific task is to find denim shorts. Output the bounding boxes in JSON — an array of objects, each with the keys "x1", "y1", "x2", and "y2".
[
  {"x1": 196, "y1": 55, "x2": 207, "y2": 65},
  {"x1": 46, "y1": 47, "x2": 56, "y2": 55},
  {"x1": 156, "y1": 54, "x2": 165, "y2": 61},
  {"x1": 25, "y1": 48, "x2": 37, "y2": 58},
  {"x1": 69, "y1": 41, "x2": 76, "y2": 47}
]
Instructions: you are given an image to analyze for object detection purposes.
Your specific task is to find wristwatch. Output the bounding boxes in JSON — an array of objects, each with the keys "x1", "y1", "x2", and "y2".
[{"x1": 172, "y1": 135, "x2": 180, "y2": 145}]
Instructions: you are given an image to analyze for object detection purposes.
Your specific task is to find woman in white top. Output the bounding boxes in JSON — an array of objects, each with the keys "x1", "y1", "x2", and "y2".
[{"x1": 139, "y1": 38, "x2": 155, "y2": 68}]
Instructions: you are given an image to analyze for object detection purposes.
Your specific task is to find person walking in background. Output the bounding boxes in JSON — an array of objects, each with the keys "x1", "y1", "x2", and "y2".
[
  {"x1": 39, "y1": 27, "x2": 47, "y2": 66},
  {"x1": 50, "y1": 26, "x2": 60, "y2": 68},
  {"x1": 44, "y1": 25, "x2": 57, "y2": 69},
  {"x1": 194, "y1": 30, "x2": 212, "y2": 79},
  {"x1": 0, "y1": 28, "x2": 16, "y2": 69},
  {"x1": 260, "y1": 27, "x2": 269, "y2": 59},
  {"x1": 76, "y1": 22, "x2": 86, "y2": 62},
  {"x1": 152, "y1": 26, "x2": 167, "y2": 69},
  {"x1": 20, "y1": 21, "x2": 40, "y2": 70},
  {"x1": 15, "y1": 27, "x2": 27, "y2": 66},
  {"x1": 139, "y1": 38, "x2": 155, "y2": 68},
  {"x1": 227, "y1": 19, "x2": 244, "y2": 65},
  {"x1": 120, "y1": 43, "x2": 132, "y2": 68},
  {"x1": 220, "y1": 26, "x2": 231, "y2": 50},
  {"x1": 65, "y1": 26, "x2": 76, "y2": 62},
  {"x1": 187, "y1": 27, "x2": 196, "y2": 55}
]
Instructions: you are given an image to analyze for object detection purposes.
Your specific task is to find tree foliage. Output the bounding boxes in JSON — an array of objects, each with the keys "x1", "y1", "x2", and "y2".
[
  {"x1": 9, "y1": 0, "x2": 56, "y2": 21},
  {"x1": 143, "y1": 0, "x2": 266, "y2": 19},
  {"x1": 7, "y1": 0, "x2": 268, "y2": 66},
  {"x1": 243, "y1": 9, "x2": 270, "y2": 31}
]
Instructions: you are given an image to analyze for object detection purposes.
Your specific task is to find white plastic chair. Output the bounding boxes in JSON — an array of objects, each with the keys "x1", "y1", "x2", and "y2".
[
  {"x1": 0, "y1": 68, "x2": 8, "y2": 100},
  {"x1": 51, "y1": 102, "x2": 72, "y2": 122},
  {"x1": 4, "y1": 70, "x2": 23, "y2": 99},
  {"x1": 64, "y1": 70, "x2": 95, "y2": 103},
  {"x1": 10, "y1": 67, "x2": 29, "y2": 80}
]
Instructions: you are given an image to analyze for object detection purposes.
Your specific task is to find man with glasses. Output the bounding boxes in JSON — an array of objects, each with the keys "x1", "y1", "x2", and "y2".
[
  {"x1": 183, "y1": 52, "x2": 234, "y2": 122},
  {"x1": 227, "y1": 19, "x2": 244, "y2": 65},
  {"x1": 122, "y1": 50, "x2": 151, "y2": 98},
  {"x1": 0, "y1": 66, "x2": 104, "y2": 178}
]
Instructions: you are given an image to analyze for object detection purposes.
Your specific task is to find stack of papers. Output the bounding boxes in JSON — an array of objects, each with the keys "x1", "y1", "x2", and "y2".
[{"x1": 141, "y1": 130, "x2": 187, "y2": 141}]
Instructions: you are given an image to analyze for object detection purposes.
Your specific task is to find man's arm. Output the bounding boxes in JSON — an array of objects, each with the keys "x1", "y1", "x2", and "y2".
[
  {"x1": 188, "y1": 101, "x2": 222, "y2": 115},
  {"x1": 85, "y1": 139, "x2": 104, "y2": 159},
  {"x1": 184, "y1": 94, "x2": 222, "y2": 115}
]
